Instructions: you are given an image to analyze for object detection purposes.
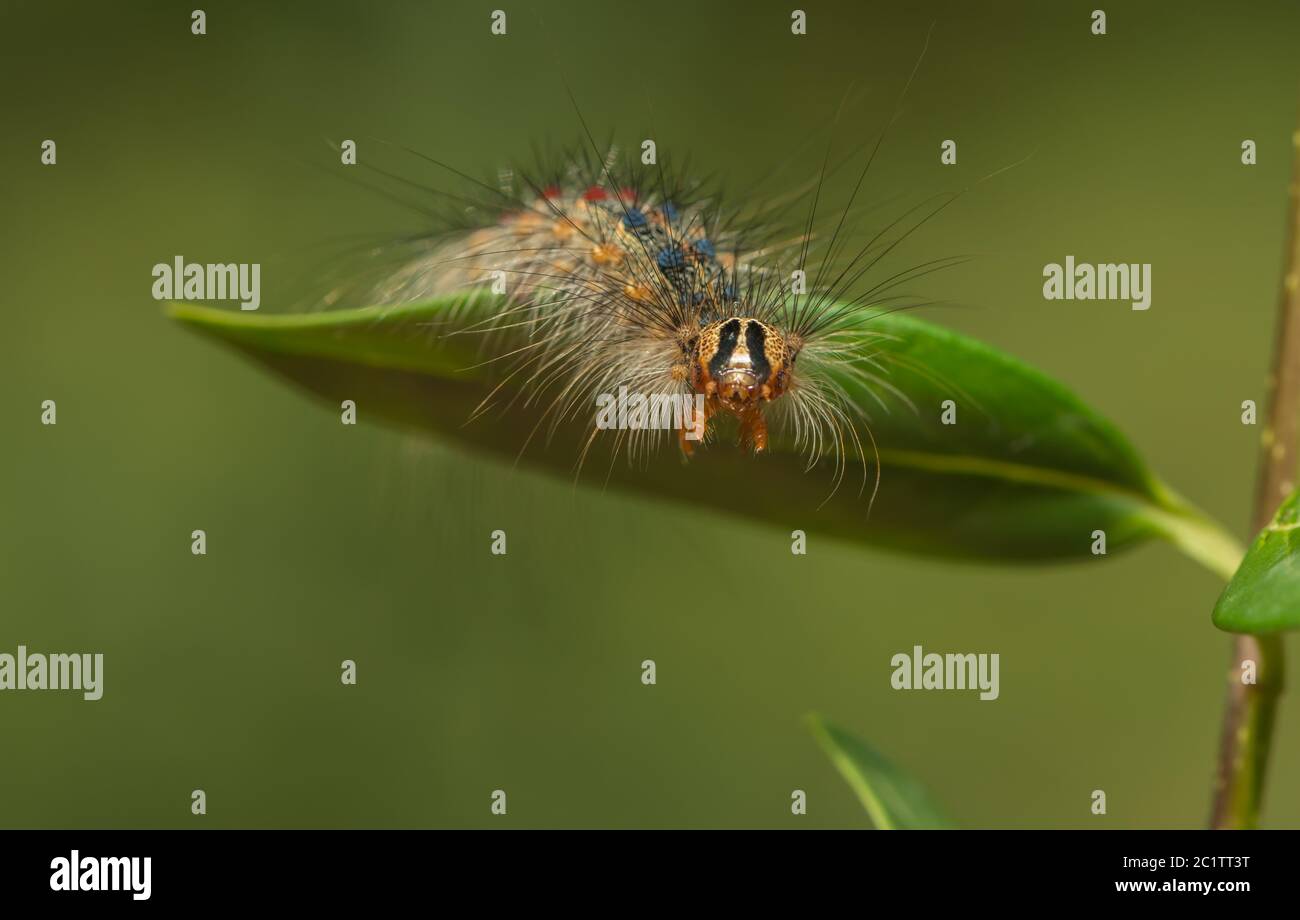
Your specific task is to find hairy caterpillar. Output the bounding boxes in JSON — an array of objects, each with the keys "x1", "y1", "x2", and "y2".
[{"x1": 326, "y1": 131, "x2": 968, "y2": 507}]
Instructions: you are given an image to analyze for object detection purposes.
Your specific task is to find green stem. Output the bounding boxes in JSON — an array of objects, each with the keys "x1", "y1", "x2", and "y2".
[
  {"x1": 1208, "y1": 124, "x2": 1300, "y2": 830},
  {"x1": 1149, "y1": 506, "x2": 1244, "y2": 582},
  {"x1": 1211, "y1": 634, "x2": 1285, "y2": 828},
  {"x1": 1152, "y1": 504, "x2": 1283, "y2": 829}
]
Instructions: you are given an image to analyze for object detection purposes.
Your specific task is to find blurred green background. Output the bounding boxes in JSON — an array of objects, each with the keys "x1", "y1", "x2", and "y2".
[{"x1": 3, "y1": 0, "x2": 1300, "y2": 828}]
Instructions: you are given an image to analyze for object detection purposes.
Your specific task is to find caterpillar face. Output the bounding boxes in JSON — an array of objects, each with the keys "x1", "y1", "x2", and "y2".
[{"x1": 692, "y1": 318, "x2": 795, "y2": 413}]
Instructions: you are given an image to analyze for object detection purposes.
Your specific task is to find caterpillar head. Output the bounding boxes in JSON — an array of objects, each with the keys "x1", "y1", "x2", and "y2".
[{"x1": 692, "y1": 317, "x2": 797, "y2": 414}]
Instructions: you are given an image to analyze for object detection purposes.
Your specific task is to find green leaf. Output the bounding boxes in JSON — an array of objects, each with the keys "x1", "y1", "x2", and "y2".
[
  {"x1": 806, "y1": 714, "x2": 951, "y2": 829},
  {"x1": 167, "y1": 295, "x2": 1241, "y2": 571},
  {"x1": 1214, "y1": 489, "x2": 1300, "y2": 632}
]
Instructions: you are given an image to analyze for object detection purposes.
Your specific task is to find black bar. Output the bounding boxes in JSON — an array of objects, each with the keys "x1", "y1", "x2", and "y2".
[{"x1": 0, "y1": 829, "x2": 1283, "y2": 906}]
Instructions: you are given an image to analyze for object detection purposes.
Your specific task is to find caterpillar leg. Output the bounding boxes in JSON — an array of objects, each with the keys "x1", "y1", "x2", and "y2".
[
  {"x1": 678, "y1": 396, "x2": 710, "y2": 459},
  {"x1": 678, "y1": 423, "x2": 695, "y2": 458},
  {"x1": 738, "y1": 409, "x2": 768, "y2": 454}
]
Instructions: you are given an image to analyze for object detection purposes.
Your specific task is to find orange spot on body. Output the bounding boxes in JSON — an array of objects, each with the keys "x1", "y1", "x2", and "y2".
[
  {"x1": 511, "y1": 211, "x2": 545, "y2": 234},
  {"x1": 624, "y1": 283, "x2": 652, "y2": 302}
]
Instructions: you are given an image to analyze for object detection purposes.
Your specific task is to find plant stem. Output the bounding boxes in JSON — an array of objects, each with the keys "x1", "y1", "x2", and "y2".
[
  {"x1": 1208, "y1": 127, "x2": 1300, "y2": 829},
  {"x1": 1151, "y1": 506, "x2": 1244, "y2": 582}
]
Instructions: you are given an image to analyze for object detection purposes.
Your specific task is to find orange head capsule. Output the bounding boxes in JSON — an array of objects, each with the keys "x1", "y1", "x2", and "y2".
[
  {"x1": 684, "y1": 317, "x2": 797, "y2": 453},
  {"x1": 693, "y1": 318, "x2": 794, "y2": 408}
]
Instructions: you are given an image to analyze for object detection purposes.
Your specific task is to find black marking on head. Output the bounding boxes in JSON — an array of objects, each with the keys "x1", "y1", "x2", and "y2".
[
  {"x1": 746, "y1": 322, "x2": 772, "y2": 385},
  {"x1": 708, "y1": 319, "x2": 742, "y2": 379}
]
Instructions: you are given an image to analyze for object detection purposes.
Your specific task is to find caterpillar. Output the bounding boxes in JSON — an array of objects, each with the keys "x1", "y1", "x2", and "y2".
[{"x1": 327, "y1": 128, "x2": 964, "y2": 504}]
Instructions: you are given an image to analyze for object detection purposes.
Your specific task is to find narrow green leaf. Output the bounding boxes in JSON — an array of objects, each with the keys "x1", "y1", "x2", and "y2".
[
  {"x1": 806, "y1": 714, "x2": 951, "y2": 829},
  {"x1": 1213, "y1": 490, "x2": 1300, "y2": 633},
  {"x1": 167, "y1": 295, "x2": 1241, "y2": 569}
]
